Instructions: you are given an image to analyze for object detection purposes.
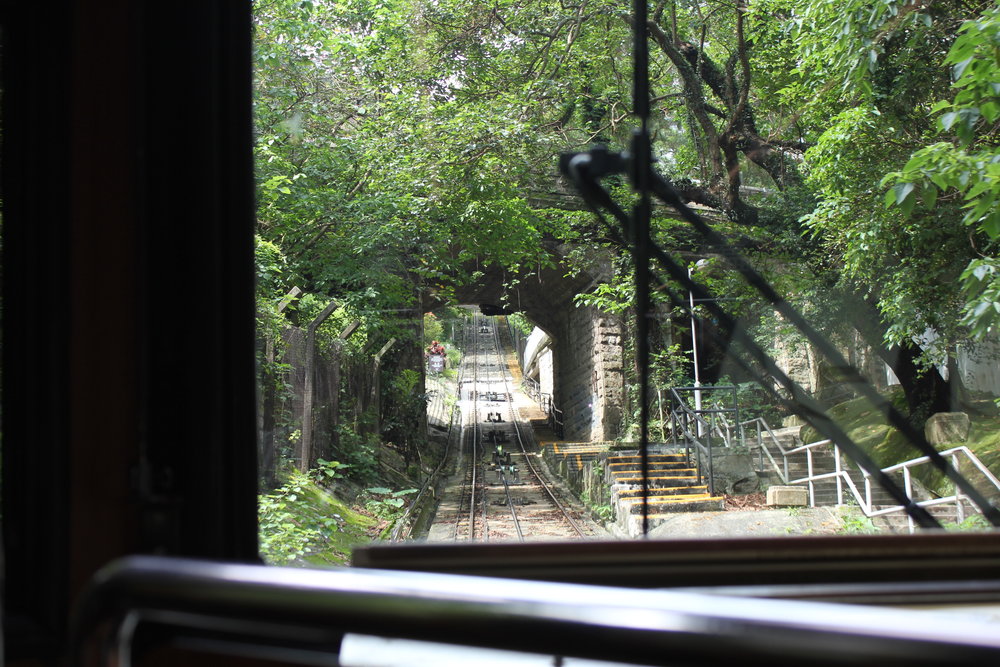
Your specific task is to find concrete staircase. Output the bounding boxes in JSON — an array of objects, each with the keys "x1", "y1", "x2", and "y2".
[
  {"x1": 605, "y1": 451, "x2": 723, "y2": 517},
  {"x1": 538, "y1": 441, "x2": 723, "y2": 537}
]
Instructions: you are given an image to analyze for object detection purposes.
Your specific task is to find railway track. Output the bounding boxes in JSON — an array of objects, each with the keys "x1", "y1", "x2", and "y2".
[{"x1": 445, "y1": 313, "x2": 602, "y2": 542}]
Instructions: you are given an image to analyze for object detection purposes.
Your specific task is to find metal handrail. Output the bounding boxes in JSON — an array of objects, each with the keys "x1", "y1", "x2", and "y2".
[
  {"x1": 779, "y1": 440, "x2": 1000, "y2": 533},
  {"x1": 864, "y1": 446, "x2": 1000, "y2": 533},
  {"x1": 669, "y1": 387, "x2": 732, "y2": 447},
  {"x1": 521, "y1": 376, "x2": 541, "y2": 403},
  {"x1": 742, "y1": 417, "x2": 789, "y2": 483},
  {"x1": 70, "y1": 556, "x2": 1000, "y2": 666},
  {"x1": 540, "y1": 394, "x2": 564, "y2": 439},
  {"x1": 671, "y1": 385, "x2": 740, "y2": 446},
  {"x1": 670, "y1": 407, "x2": 714, "y2": 495}
]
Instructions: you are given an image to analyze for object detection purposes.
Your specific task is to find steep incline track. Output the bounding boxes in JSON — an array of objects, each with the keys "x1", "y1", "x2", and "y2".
[{"x1": 427, "y1": 314, "x2": 606, "y2": 542}]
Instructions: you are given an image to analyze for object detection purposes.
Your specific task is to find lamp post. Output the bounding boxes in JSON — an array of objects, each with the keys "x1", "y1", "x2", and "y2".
[{"x1": 688, "y1": 259, "x2": 710, "y2": 432}]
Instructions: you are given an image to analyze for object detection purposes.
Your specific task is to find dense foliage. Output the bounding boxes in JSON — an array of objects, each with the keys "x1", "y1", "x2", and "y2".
[{"x1": 254, "y1": 0, "x2": 1000, "y2": 440}]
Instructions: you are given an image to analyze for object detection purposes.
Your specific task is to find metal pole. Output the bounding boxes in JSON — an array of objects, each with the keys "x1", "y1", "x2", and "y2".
[
  {"x1": 835, "y1": 445, "x2": 843, "y2": 506},
  {"x1": 905, "y1": 468, "x2": 915, "y2": 534},
  {"x1": 954, "y1": 453, "x2": 965, "y2": 524},
  {"x1": 707, "y1": 429, "x2": 715, "y2": 496},
  {"x1": 688, "y1": 267, "x2": 702, "y2": 430},
  {"x1": 807, "y1": 449, "x2": 815, "y2": 506}
]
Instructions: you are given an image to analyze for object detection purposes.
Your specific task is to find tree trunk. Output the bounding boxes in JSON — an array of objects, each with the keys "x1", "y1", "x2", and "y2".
[{"x1": 846, "y1": 295, "x2": 958, "y2": 423}]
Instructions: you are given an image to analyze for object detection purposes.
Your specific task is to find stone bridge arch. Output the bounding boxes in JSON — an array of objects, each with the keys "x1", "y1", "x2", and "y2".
[{"x1": 429, "y1": 251, "x2": 624, "y2": 442}]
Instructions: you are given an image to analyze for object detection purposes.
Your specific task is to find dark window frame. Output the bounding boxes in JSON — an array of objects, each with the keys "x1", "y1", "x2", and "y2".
[
  {"x1": 3, "y1": 2, "x2": 1000, "y2": 664},
  {"x1": 2, "y1": 2, "x2": 259, "y2": 660}
]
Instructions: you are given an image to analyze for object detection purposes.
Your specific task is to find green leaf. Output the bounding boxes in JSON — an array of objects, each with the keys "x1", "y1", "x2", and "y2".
[
  {"x1": 981, "y1": 101, "x2": 1000, "y2": 122},
  {"x1": 922, "y1": 186, "x2": 938, "y2": 209},
  {"x1": 899, "y1": 192, "x2": 917, "y2": 218},
  {"x1": 982, "y1": 210, "x2": 1000, "y2": 238},
  {"x1": 892, "y1": 182, "x2": 915, "y2": 205},
  {"x1": 929, "y1": 172, "x2": 951, "y2": 191},
  {"x1": 964, "y1": 178, "x2": 991, "y2": 200},
  {"x1": 952, "y1": 56, "x2": 975, "y2": 81}
]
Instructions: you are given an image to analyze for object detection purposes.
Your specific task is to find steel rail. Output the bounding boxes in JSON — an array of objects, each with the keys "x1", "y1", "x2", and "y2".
[
  {"x1": 480, "y1": 314, "x2": 517, "y2": 541},
  {"x1": 500, "y1": 467, "x2": 524, "y2": 542},
  {"x1": 476, "y1": 313, "x2": 491, "y2": 542},
  {"x1": 490, "y1": 316, "x2": 585, "y2": 539},
  {"x1": 453, "y1": 315, "x2": 480, "y2": 542}
]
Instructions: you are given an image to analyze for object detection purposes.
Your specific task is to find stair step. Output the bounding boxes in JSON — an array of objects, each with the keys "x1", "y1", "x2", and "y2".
[
  {"x1": 616, "y1": 485, "x2": 709, "y2": 498},
  {"x1": 611, "y1": 472, "x2": 699, "y2": 484},
  {"x1": 607, "y1": 454, "x2": 686, "y2": 462},
  {"x1": 622, "y1": 494, "x2": 715, "y2": 510},
  {"x1": 608, "y1": 462, "x2": 692, "y2": 472},
  {"x1": 638, "y1": 497, "x2": 726, "y2": 514}
]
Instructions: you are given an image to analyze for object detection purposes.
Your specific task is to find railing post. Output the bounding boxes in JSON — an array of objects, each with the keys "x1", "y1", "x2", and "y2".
[
  {"x1": 806, "y1": 448, "x2": 815, "y2": 507},
  {"x1": 694, "y1": 436, "x2": 702, "y2": 485},
  {"x1": 953, "y1": 452, "x2": 965, "y2": 524},
  {"x1": 835, "y1": 445, "x2": 843, "y2": 506},
  {"x1": 657, "y1": 388, "x2": 666, "y2": 442},
  {"x1": 706, "y1": 429, "x2": 715, "y2": 496},
  {"x1": 757, "y1": 421, "x2": 763, "y2": 473},
  {"x1": 904, "y1": 467, "x2": 915, "y2": 534}
]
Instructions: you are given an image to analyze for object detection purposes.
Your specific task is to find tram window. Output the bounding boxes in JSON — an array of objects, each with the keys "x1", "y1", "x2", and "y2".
[
  {"x1": 4, "y1": 1, "x2": 1000, "y2": 664},
  {"x1": 252, "y1": 0, "x2": 1000, "y2": 568}
]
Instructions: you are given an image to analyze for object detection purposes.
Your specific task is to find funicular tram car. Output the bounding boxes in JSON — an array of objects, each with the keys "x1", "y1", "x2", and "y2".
[{"x1": 5, "y1": 2, "x2": 1000, "y2": 665}]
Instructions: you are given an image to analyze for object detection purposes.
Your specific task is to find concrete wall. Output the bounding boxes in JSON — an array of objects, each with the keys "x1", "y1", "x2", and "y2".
[
  {"x1": 553, "y1": 305, "x2": 624, "y2": 442},
  {"x1": 539, "y1": 348, "x2": 554, "y2": 397}
]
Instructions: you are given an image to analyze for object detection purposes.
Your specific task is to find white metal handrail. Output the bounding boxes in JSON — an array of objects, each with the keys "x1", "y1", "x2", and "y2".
[
  {"x1": 521, "y1": 376, "x2": 541, "y2": 403},
  {"x1": 863, "y1": 446, "x2": 1000, "y2": 533},
  {"x1": 742, "y1": 417, "x2": 790, "y2": 483},
  {"x1": 780, "y1": 439, "x2": 1000, "y2": 533}
]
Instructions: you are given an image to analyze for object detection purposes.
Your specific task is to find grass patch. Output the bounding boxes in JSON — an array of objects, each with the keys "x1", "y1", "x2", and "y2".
[{"x1": 259, "y1": 468, "x2": 381, "y2": 567}]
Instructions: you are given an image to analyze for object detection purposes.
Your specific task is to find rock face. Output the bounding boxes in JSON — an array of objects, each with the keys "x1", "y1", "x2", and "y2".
[{"x1": 924, "y1": 412, "x2": 971, "y2": 445}]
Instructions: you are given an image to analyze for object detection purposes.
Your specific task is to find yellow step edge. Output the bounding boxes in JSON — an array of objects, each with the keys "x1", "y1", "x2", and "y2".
[
  {"x1": 608, "y1": 455, "x2": 685, "y2": 461},
  {"x1": 613, "y1": 470, "x2": 697, "y2": 477},
  {"x1": 621, "y1": 495, "x2": 713, "y2": 504},
  {"x1": 613, "y1": 475, "x2": 700, "y2": 482},
  {"x1": 617, "y1": 486, "x2": 707, "y2": 496},
  {"x1": 644, "y1": 502, "x2": 725, "y2": 516},
  {"x1": 634, "y1": 496, "x2": 721, "y2": 505},
  {"x1": 612, "y1": 463, "x2": 695, "y2": 468},
  {"x1": 640, "y1": 496, "x2": 724, "y2": 507}
]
